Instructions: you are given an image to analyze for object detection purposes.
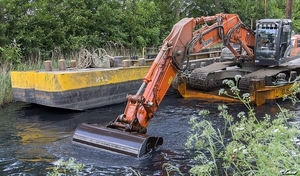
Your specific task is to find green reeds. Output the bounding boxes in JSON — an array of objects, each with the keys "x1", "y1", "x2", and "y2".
[
  {"x1": 0, "y1": 63, "x2": 14, "y2": 105},
  {"x1": 0, "y1": 61, "x2": 44, "y2": 106}
]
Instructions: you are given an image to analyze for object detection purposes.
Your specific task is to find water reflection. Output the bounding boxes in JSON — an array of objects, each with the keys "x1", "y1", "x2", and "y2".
[{"x1": 0, "y1": 96, "x2": 299, "y2": 175}]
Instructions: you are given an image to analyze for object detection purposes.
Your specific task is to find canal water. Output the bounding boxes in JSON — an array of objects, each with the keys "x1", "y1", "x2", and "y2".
[{"x1": 0, "y1": 94, "x2": 299, "y2": 175}]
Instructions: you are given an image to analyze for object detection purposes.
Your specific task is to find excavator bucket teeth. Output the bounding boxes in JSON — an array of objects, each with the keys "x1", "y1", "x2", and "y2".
[{"x1": 72, "y1": 123, "x2": 163, "y2": 157}]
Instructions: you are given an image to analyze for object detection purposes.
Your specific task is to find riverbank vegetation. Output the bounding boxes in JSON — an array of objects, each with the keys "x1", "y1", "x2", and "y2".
[
  {"x1": 0, "y1": 44, "x2": 44, "y2": 105},
  {"x1": 46, "y1": 157, "x2": 85, "y2": 176},
  {"x1": 163, "y1": 76, "x2": 300, "y2": 175}
]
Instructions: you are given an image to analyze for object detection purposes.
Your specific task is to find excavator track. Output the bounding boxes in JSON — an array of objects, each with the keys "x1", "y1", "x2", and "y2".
[
  {"x1": 239, "y1": 64, "x2": 300, "y2": 90},
  {"x1": 188, "y1": 61, "x2": 300, "y2": 92},
  {"x1": 188, "y1": 61, "x2": 254, "y2": 91},
  {"x1": 188, "y1": 62, "x2": 234, "y2": 90}
]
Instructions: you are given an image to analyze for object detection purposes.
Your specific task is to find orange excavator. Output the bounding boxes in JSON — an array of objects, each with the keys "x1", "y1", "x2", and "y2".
[{"x1": 73, "y1": 13, "x2": 300, "y2": 157}]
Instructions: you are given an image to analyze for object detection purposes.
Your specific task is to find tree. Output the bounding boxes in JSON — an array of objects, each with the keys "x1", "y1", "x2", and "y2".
[
  {"x1": 0, "y1": 1, "x2": 8, "y2": 47},
  {"x1": 292, "y1": 0, "x2": 300, "y2": 33},
  {"x1": 1, "y1": 0, "x2": 300, "y2": 61},
  {"x1": 120, "y1": 0, "x2": 161, "y2": 48}
]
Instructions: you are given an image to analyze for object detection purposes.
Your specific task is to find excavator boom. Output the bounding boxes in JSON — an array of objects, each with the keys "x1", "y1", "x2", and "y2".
[{"x1": 72, "y1": 14, "x2": 257, "y2": 157}]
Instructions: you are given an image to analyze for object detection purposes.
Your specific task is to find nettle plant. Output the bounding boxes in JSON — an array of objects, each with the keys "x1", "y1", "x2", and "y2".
[
  {"x1": 47, "y1": 157, "x2": 85, "y2": 176},
  {"x1": 185, "y1": 75, "x2": 300, "y2": 176}
]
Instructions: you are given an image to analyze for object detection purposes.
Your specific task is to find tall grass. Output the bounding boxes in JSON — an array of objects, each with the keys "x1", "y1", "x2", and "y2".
[
  {"x1": 0, "y1": 63, "x2": 14, "y2": 105},
  {"x1": 0, "y1": 61, "x2": 44, "y2": 106}
]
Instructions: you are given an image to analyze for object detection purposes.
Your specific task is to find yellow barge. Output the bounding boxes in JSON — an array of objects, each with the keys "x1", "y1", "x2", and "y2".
[
  {"x1": 10, "y1": 47, "x2": 156, "y2": 111},
  {"x1": 10, "y1": 50, "x2": 222, "y2": 110},
  {"x1": 11, "y1": 65, "x2": 151, "y2": 111}
]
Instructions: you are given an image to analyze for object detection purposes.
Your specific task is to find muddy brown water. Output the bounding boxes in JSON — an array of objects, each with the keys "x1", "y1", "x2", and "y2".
[{"x1": 0, "y1": 93, "x2": 299, "y2": 175}]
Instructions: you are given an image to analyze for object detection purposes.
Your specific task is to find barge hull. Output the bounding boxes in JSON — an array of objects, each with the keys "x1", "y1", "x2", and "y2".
[
  {"x1": 12, "y1": 79, "x2": 142, "y2": 110},
  {"x1": 11, "y1": 66, "x2": 149, "y2": 110}
]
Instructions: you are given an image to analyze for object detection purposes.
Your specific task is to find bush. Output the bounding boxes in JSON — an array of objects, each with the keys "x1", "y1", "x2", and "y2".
[
  {"x1": 183, "y1": 75, "x2": 300, "y2": 175},
  {"x1": 0, "y1": 42, "x2": 22, "y2": 65}
]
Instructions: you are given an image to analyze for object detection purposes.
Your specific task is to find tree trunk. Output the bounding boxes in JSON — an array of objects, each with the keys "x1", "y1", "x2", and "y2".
[
  {"x1": 286, "y1": 0, "x2": 292, "y2": 19},
  {"x1": 215, "y1": 0, "x2": 220, "y2": 12},
  {"x1": 0, "y1": 6, "x2": 5, "y2": 47}
]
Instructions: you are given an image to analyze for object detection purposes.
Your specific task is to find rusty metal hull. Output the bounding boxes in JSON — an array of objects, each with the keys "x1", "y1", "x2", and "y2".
[{"x1": 72, "y1": 123, "x2": 163, "y2": 157}]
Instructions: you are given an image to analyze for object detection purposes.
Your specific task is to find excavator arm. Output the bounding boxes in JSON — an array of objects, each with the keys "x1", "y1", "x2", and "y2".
[
  {"x1": 72, "y1": 13, "x2": 256, "y2": 157},
  {"x1": 106, "y1": 18, "x2": 196, "y2": 133},
  {"x1": 191, "y1": 14, "x2": 255, "y2": 61},
  {"x1": 107, "y1": 13, "x2": 255, "y2": 133}
]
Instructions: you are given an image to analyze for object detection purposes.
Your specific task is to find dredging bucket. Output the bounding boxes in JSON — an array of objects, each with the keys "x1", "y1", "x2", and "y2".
[{"x1": 72, "y1": 123, "x2": 163, "y2": 157}]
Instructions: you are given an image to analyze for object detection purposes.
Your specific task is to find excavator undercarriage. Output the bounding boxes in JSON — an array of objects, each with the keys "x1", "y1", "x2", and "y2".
[
  {"x1": 173, "y1": 51, "x2": 300, "y2": 106},
  {"x1": 186, "y1": 60, "x2": 300, "y2": 91}
]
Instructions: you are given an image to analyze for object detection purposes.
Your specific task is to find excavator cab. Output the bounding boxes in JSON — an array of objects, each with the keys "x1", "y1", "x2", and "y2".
[{"x1": 254, "y1": 19, "x2": 293, "y2": 66}]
